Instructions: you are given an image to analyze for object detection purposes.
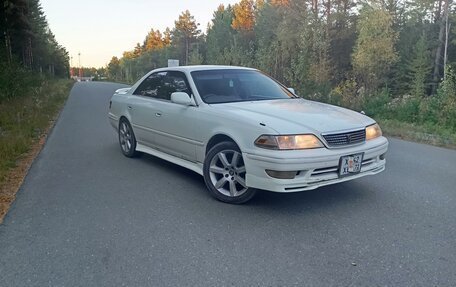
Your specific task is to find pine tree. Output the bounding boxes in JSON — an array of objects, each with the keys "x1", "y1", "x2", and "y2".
[
  {"x1": 163, "y1": 28, "x2": 172, "y2": 46},
  {"x1": 133, "y1": 43, "x2": 142, "y2": 57},
  {"x1": 328, "y1": 0, "x2": 357, "y2": 84},
  {"x1": 1, "y1": 0, "x2": 68, "y2": 76},
  {"x1": 172, "y1": 10, "x2": 201, "y2": 65},
  {"x1": 408, "y1": 33, "x2": 432, "y2": 97},
  {"x1": 107, "y1": 56, "x2": 121, "y2": 80},
  {"x1": 206, "y1": 5, "x2": 235, "y2": 64},
  {"x1": 232, "y1": 0, "x2": 255, "y2": 32},
  {"x1": 143, "y1": 29, "x2": 164, "y2": 51}
]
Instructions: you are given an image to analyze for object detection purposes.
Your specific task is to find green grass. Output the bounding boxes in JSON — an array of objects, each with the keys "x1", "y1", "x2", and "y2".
[
  {"x1": 377, "y1": 118, "x2": 456, "y2": 148},
  {"x1": 327, "y1": 84, "x2": 456, "y2": 148},
  {"x1": 0, "y1": 79, "x2": 74, "y2": 183}
]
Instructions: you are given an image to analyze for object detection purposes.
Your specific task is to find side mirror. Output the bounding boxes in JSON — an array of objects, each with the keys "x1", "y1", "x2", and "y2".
[
  {"x1": 115, "y1": 87, "x2": 131, "y2": 95},
  {"x1": 171, "y1": 92, "x2": 194, "y2": 106},
  {"x1": 287, "y1": 87, "x2": 296, "y2": 94}
]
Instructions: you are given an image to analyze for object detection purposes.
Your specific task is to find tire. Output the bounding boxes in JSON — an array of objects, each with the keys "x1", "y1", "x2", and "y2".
[
  {"x1": 203, "y1": 141, "x2": 256, "y2": 204},
  {"x1": 118, "y1": 118, "x2": 139, "y2": 158}
]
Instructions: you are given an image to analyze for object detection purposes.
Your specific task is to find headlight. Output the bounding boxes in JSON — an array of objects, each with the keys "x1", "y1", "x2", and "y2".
[
  {"x1": 255, "y1": 134, "x2": 324, "y2": 150},
  {"x1": 365, "y1": 123, "x2": 382, "y2": 140}
]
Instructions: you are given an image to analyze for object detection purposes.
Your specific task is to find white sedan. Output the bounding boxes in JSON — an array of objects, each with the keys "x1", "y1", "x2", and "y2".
[{"x1": 108, "y1": 65, "x2": 388, "y2": 204}]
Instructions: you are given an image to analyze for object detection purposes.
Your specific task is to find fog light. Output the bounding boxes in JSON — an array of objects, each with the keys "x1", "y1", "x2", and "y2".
[
  {"x1": 380, "y1": 153, "x2": 386, "y2": 160},
  {"x1": 265, "y1": 170, "x2": 297, "y2": 179}
]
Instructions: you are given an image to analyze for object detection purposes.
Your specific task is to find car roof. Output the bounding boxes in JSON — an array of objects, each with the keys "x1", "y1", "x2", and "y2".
[{"x1": 151, "y1": 65, "x2": 257, "y2": 73}]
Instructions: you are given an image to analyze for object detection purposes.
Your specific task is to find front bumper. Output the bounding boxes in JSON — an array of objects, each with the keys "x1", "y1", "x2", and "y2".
[{"x1": 243, "y1": 137, "x2": 388, "y2": 193}]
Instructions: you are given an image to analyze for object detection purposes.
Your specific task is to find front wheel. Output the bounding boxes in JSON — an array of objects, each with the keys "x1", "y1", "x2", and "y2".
[{"x1": 203, "y1": 142, "x2": 256, "y2": 204}]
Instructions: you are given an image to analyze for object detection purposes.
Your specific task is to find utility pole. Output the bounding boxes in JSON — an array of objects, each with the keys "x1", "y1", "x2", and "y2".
[
  {"x1": 78, "y1": 52, "x2": 82, "y2": 78},
  {"x1": 70, "y1": 55, "x2": 73, "y2": 78}
]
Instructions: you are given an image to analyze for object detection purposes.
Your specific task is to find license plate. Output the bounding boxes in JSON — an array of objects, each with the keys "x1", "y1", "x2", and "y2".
[{"x1": 339, "y1": 153, "x2": 364, "y2": 176}]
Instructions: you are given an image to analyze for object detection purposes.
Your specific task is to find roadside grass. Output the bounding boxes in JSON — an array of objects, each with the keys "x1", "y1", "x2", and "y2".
[
  {"x1": 327, "y1": 86, "x2": 456, "y2": 148},
  {"x1": 0, "y1": 79, "x2": 73, "y2": 222},
  {"x1": 377, "y1": 118, "x2": 456, "y2": 149}
]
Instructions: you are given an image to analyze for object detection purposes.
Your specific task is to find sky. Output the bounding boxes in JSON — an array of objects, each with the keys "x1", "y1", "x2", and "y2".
[{"x1": 40, "y1": 0, "x2": 239, "y2": 68}]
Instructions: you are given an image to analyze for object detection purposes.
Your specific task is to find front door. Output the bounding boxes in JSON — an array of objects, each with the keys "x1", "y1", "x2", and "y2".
[
  {"x1": 151, "y1": 71, "x2": 200, "y2": 162},
  {"x1": 129, "y1": 72, "x2": 167, "y2": 147}
]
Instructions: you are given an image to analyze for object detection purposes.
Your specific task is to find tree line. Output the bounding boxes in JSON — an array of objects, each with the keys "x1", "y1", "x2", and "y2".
[
  {"x1": 108, "y1": 0, "x2": 454, "y2": 96},
  {"x1": 1, "y1": 0, "x2": 69, "y2": 101},
  {"x1": 1, "y1": 1, "x2": 69, "y2": 77},
  {"x1": 108, "y1": 0, "x2": 456, "y2": 131}
]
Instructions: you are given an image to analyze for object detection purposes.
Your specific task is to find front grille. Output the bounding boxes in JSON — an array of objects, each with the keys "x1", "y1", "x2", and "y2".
[{"x1": 322, "y1": 129, "x2": 365, "y2": 147}]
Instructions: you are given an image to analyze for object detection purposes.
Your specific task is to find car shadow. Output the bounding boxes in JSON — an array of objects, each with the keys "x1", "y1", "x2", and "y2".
[
  {"x1": 139, "y1": 152, "x2": 206, "y2": 185},
  {"x1": 249, "y1": 182, "x2": 371, "y2": 211},
  {"x1": 121, "y1": 146, "x2": 374, "y2": 213}
]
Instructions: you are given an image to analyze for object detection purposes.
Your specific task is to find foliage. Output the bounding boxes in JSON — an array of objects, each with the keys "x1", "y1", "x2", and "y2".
[
  {"x1": 206, "y1": 5, "x2": 236, "y2": 64},
  {"x1": 107, "y1": 57, "x2": 122, "y2": 81},
  {"x1": 357, "y1": 65, "x2": 456, "y2": 134},
  {"x1": 328, "y1": 0, "x2": 357, "y2": 84},
  {"x1": 0, "y1": 0, "x2": 71, "y2": 199},
  {"x1": 232, "y1": 0, "x2": 255, "y2": 32},
  {"x1": 0, "y1": 79, "x2": 73, "y2": 183},
  {"x1": 107, "y1": 0, "x2": 456, "y2": 137},
  {"x1": 330, "y1": 79, "x2": 364, "y2": 111},
  {"x1": 0, "y1": 60, "x2": 41, "y2": 102},
  {"x1": 144, "y1": 29, "x2": 165, "y2": 52},
  {"x1": 1, "y1": 0, "x2": 69, "y2": 77},
  {"x1": 172, "y1": 10, "x2": 202, "y2": 65},
  {"x1": 352, "y1": 6, "x2": 398, "y2": 92},
  {"x1": 407, "y1": 33, "x2": 432, "y2": 98},
  {"x1": 438, "y1": 66, "x2": 456, "y2": 131},
  {"x1": 188, "y1": 49, "x2": 204, "y2": 65}
]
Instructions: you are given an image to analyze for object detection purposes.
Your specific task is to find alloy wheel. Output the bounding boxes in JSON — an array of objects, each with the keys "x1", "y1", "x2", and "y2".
[
  {"x1": 119, "y1": 122, "x2": 132, "y2": 154},
  {"x1": 208, "y1": 149, "x2": 248, "y2": 197}
]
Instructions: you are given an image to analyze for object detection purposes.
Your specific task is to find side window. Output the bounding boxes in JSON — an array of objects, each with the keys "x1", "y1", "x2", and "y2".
[
  {"x1": 133, "y1": 71, "x2": 190, "y2": 101},
  {"x1": 162, "y1": 71, "x2": 191, "y2": 101},
  {"x1": 133, "y1": 72, "x2": 166, "y2": 98}
]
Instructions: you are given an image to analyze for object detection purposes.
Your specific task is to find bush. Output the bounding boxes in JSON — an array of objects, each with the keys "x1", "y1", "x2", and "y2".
[
  {"x1": 391, "y1": 95, "x2": 421, "y2": 123},
  {"x1": 437, "y1": 66, "x2": 456, "y2": 132},
  {"x1": 329, "y1": 79, "x2": 364, "y2": 111},
  {"x1": 0, "y1": 79, "x2": 73, "y2": 182},
  {"x1": 417, "y1": 96, "x2": 441, "y2": 126},
  {"x1": 0, "y1": 61, "x2": 42, "y2": 103},
  {"x1": 363, "y1": 89, "x2": 390, "y2": 117}
]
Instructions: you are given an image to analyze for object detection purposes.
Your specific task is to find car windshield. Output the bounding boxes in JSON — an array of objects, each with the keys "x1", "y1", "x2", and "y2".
[{"x1": 191, "y1": 69, "x2": 296, "y2": 104}]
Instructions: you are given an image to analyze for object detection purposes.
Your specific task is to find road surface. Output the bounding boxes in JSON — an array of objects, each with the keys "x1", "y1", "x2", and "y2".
[{"x1": 1, "y1": 82, "x2": 455, "y2": 286}]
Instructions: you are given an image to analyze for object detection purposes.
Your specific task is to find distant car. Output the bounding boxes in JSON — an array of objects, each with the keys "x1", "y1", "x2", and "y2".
[{"x1": 108, "y1": 65, "x2": 388, "y2": 204}]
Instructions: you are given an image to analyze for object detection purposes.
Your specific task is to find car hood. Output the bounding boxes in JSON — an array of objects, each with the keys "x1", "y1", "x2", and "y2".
[{"x1": 211, "y1": 99, "x2": 375, "y2": 134}]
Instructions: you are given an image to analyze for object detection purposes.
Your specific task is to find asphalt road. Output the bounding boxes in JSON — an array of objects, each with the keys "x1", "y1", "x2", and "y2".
[{"x1": 1, "y1": 82, "x2": 455, "y2": 286}]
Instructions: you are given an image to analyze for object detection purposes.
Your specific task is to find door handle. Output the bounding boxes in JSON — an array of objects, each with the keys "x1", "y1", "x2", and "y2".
[
  {"x1": 155, "y1": 112, "x2": 162, "y2": 117},
  {"x1": 127, "y1": 106, "x2": 132, "y2": 110}
]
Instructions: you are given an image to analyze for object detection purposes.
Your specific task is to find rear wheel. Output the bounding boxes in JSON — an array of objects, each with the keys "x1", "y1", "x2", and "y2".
[
  {"x1": 118, "y1": 118, "x2": 139, "y2": 158},
  {"x1": 203, "y1": 141, "x2": 256, "y2": 204}
]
